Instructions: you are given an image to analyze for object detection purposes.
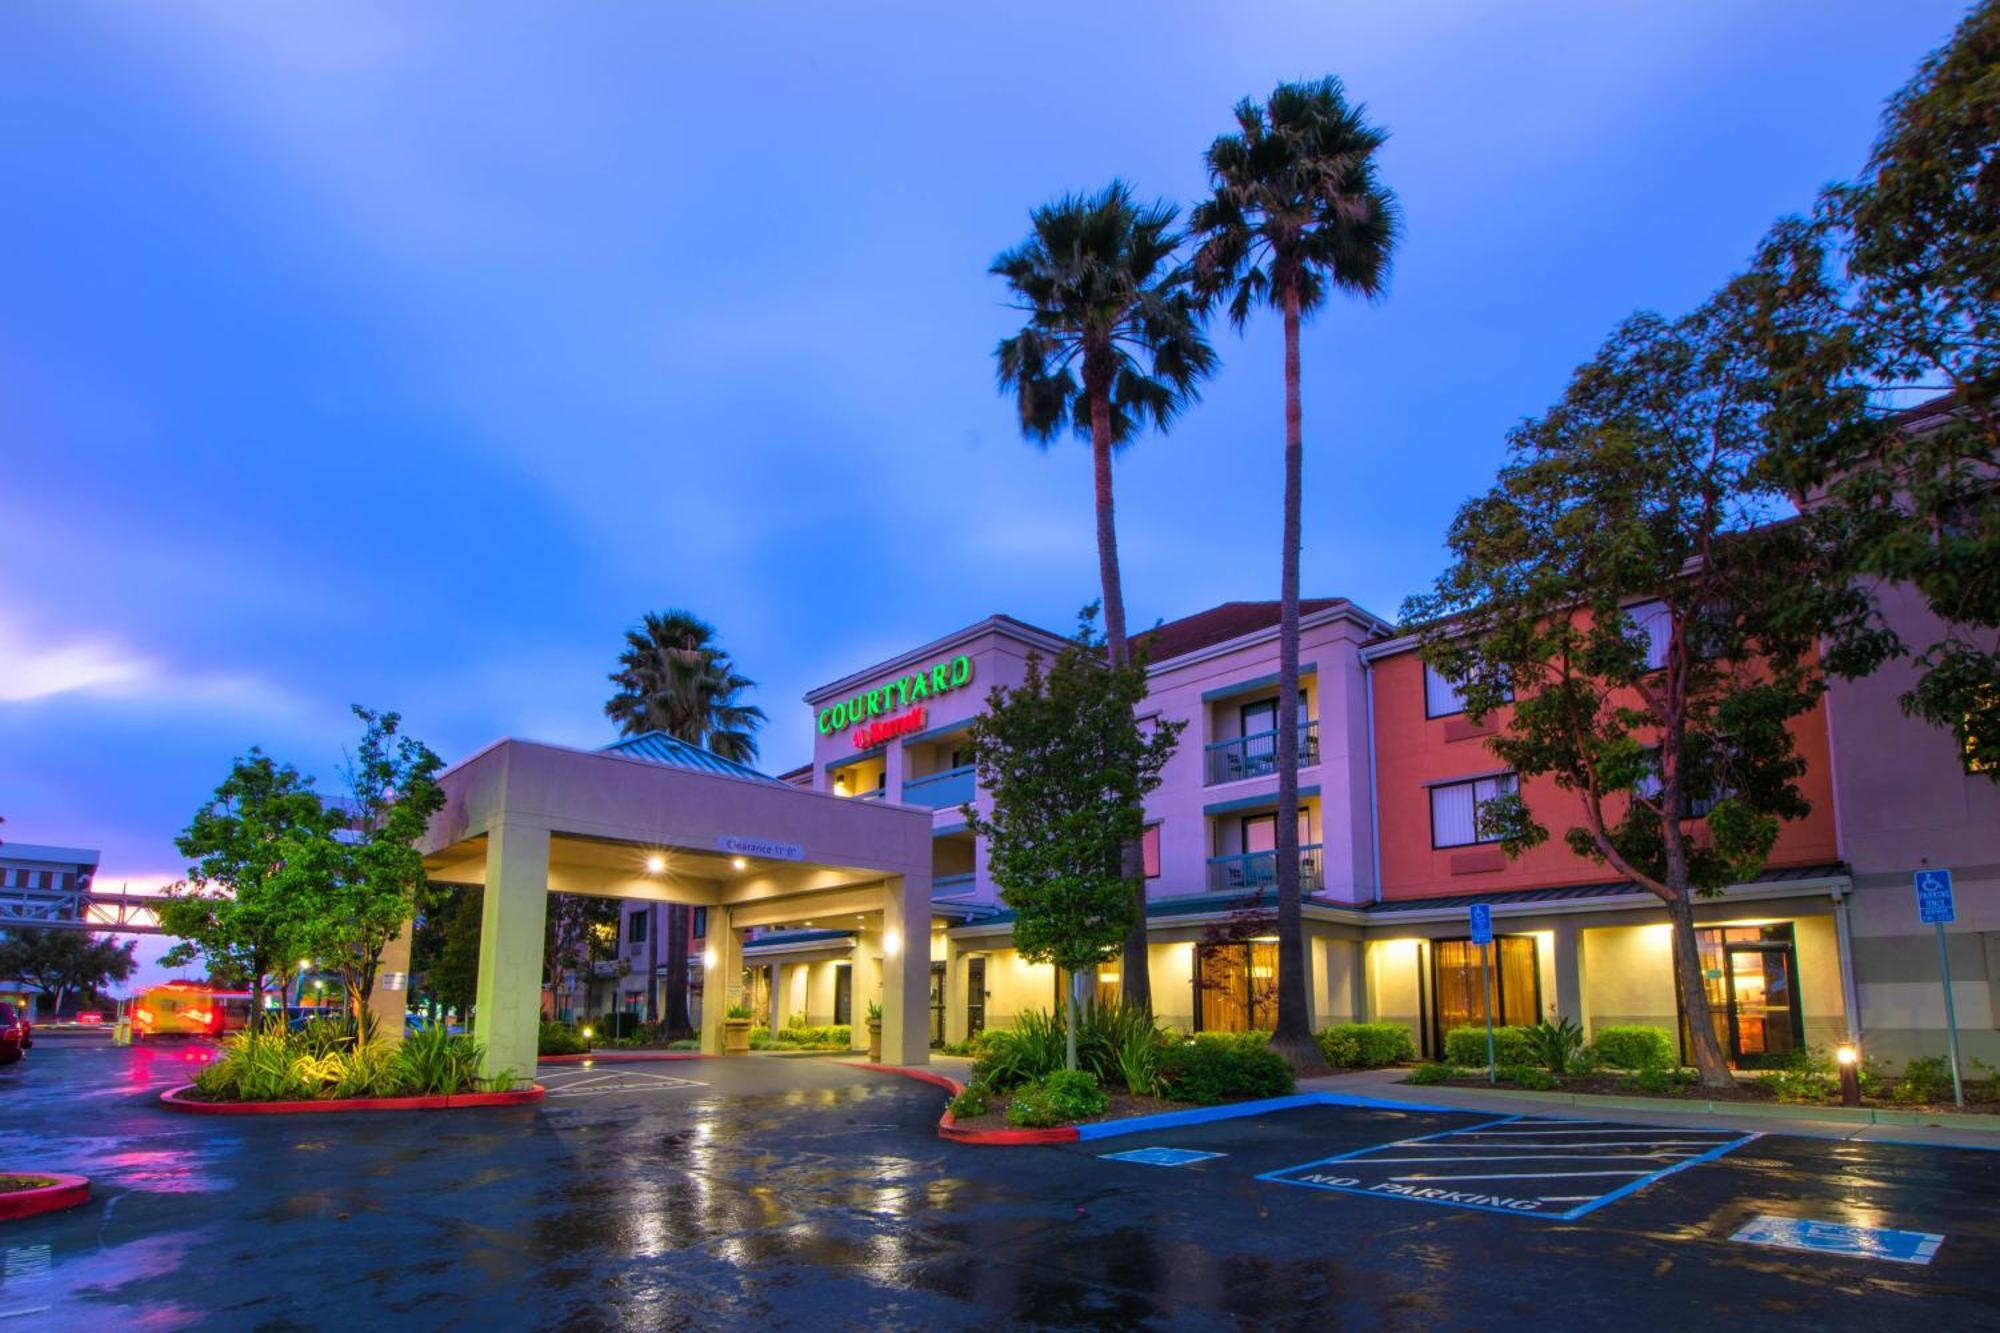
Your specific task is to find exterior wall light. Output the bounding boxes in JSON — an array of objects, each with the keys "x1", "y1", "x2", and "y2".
[
  {"x1": 731, "y1": 857, "x2": 747, "y2": 871},
  {"x1": 884, "y1": 929, "x2": 901, "y2": 957},
  {"x1": 703, "y1": 948, "x2": 718, "y2": 970},
  {"x1": 645, "y1": 855, "x2": 666, "y2": 875}
]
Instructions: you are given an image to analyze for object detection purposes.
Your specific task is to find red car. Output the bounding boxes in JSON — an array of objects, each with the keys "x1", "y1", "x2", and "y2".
[{"x1": 0, "y1": 1004, "x2": 27, "y2": 1066}]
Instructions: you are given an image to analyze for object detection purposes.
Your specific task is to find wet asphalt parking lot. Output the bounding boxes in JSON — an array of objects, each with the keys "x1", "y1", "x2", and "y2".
[{"x1": 3, "y1": 1036, "x2": 1998, "y2": 1330}]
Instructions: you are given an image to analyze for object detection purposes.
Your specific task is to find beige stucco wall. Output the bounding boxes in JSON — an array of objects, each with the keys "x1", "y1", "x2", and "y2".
[{"x1": 1365, "y1": 938, "x2": 1423, "y2": 1050}]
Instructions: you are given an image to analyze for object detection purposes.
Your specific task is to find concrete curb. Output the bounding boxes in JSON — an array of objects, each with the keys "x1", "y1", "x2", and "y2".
[
  {"x1": 157, "y1": 1083, "x2": 547, "y2": 1114},
  {"x1": 0, "y1": 1173, "x2": 90, "y2": 1221},
  {"x1": 538, "y1": 1052, "x2": 711, "y2": 1065},
  {"x1": 847, "y1": 1062, "x2": 1083, "y2": 1145},
  {"x1": 1408, "y1": 1082, "x2": 2000, "y2": 1132}
]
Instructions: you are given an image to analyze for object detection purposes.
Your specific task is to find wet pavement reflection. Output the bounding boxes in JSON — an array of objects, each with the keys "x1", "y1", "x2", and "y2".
[{"x1": 2, "y1": 1038, "x2": 1996, "y2": 1329}]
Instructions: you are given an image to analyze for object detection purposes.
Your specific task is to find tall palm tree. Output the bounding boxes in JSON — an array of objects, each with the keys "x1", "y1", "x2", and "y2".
[
  {"x1": 605, "y1": 609, "x2": 767, "y2": 763},
  {"x1": 992, "y1": 182, "x2": 1217, "y2": 1015},
  {"x1": 1191, "y1": 78, "x2": 1400, "y2": 1071},
  {"x1": 605, "y1": 609, "x2": 766, "y2": 1034}
]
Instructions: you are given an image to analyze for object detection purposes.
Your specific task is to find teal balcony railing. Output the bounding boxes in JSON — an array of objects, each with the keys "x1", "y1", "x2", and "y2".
[
  {"x1": 1204, "y1": 720, "x2": 1319, "y2": 786},
  {"x1": 1206, "y1": 843, "x2": 1324, "y2": 895},
  {"x1": 901, "y1": 765, "x2": 975, "y2": 810},
  {"x1": 933, "y1": 872, "x2": 977, "y2": 898}
]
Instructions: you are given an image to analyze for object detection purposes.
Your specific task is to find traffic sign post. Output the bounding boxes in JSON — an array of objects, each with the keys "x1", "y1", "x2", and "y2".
[
  {"x1": 1470, "y1": 904, "x2": 1495, "y2": 1084},
  {"x1": 1914, "y1": 869, "x2": 1964, "y2": 1107}
]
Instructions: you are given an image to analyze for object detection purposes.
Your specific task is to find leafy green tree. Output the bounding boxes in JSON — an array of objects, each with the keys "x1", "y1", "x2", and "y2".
[
  {"x1": 0, "y1": 929, "x2": 137, "y2": 1016},
  {"x1": 291, "y1": 707, "x2": 448, "y2": 1035},
  {"x1": 604, "y1": 609, "x2": 763, "y2": 1028},
  {"x1": 544, "y1": 894, "x2": 620, "y2": 1023},
  {"x1": 1405, "y1": 308, "x2": 1887, "y2": 1089},
  {"x1": 1730, "y1": 1, "x2": 1998, "y2": 773},
  {"x1": 421, "y1": 886, "x2": 483, "y2": 1021},
  {"x1": 162, "y1": 749, "x2": 330, "y2": 1021},
  {"x1": 991, "y1": 182, "x2": 1216, "y2": 1012},
  {"x1": 1190, "y1": 77, "x2": 1401, "y2": 1070},
  {"x1": 605, "y1": 610, "x2": 767, "y2": 763},
  {"x1": 962, "y1": 610, "x2": 1182, "y2": 1069}
]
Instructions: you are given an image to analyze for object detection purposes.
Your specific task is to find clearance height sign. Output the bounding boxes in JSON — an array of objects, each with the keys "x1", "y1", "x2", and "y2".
[{"x1": 818, "y1": 654, "x2": 975, "y2": 749}]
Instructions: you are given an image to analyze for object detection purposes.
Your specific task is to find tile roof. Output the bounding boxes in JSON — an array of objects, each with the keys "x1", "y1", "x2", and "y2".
[
  {"x1": 1136, "y1": 600, "x2": 1352, "y2": 664},
  {"x1": 597, "y1": 732, "x2": 784, "y2": 784}
]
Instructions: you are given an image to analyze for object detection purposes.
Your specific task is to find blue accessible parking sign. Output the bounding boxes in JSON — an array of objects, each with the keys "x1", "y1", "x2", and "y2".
[
  {"x1": 1915, "y1": 869, "x2": 1956, "y2": 924},
  {"x1": 1732, "y1": 1215, "x2": 1944, "y2": 1265},
  {"x1": 1468, "y1": 903, "x2": 1493, "y2": 945}
]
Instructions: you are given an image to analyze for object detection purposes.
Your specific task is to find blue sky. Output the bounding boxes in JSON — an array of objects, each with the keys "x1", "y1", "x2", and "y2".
[{"x1": 0, "y1": 0, "x2": 1971, "y2": 937}]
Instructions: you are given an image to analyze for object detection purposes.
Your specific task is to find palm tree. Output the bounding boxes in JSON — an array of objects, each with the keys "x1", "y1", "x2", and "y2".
[
  {"x1": 992, "y1": 182, "x2": 1217, "y2": 1015},
  {"x1": 605, "y1": 609, "x2": 766, "y2": 1034},
  {"x1": 1190, "y1": 78, "x2": 1401, "y2": 1071},
  {"x1": 605, "y1": 610, "x2": 767, "y2": 763}
]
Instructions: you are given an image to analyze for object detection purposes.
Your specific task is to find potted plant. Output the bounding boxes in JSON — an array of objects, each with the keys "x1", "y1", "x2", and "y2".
[
  {"x1": 723, "y1": 1003, "x2": 754, "y2": 1054},
  {"x1": 865, "y1": 1001, "x2": 883, "y2": 1062}
]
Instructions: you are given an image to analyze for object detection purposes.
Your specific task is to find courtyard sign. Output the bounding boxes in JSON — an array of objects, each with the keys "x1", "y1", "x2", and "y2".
[{"x1": 817, "y1": 654, "x2": 974, "y2": 737}]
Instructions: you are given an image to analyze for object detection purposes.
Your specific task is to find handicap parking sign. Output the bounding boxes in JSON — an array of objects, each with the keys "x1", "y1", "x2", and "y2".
[
  {"x1": 1915, "y1": 869, "x2": 1956, "y2": 925},
  {"x1": 1732, "y1": 1214, "x2": 1943, "y2": 1265},
  {"x1": 1468, "y1": 903, "x2": 1493, "y2": 945}
]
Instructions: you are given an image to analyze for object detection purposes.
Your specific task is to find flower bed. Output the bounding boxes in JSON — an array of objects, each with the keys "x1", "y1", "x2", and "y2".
[
  {"x1": 161, "y1": 1084, "x2": 543, "y2": 1114},
  {"x1": 178, "y1": 1024, "x2": 527, "y2": 1109},
  {"x1": 0, "y1": 1173, "x2": 90, "y2": 1222}
]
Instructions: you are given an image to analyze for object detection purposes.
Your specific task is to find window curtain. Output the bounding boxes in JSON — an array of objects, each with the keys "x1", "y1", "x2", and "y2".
[{"x1": 1432, "y1": 782, "x2": 1478, "y2": 846}]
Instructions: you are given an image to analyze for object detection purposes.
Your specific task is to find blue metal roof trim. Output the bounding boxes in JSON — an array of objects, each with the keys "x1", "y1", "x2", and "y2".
[{"x1": 598, "y1": 732, "x2": 785, "y2": 785}]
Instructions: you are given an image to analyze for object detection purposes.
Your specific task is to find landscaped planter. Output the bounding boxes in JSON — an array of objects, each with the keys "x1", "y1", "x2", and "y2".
[
  {"x1": 0, "y1": 1173, "x2": 90, "y2": 1222},
  {"x1": 722, "y1": 1019, "x2": 753, "y2": 1054},
  {"x1": 158, "y1": 1083, "x2": 546, "y2": 1115}
]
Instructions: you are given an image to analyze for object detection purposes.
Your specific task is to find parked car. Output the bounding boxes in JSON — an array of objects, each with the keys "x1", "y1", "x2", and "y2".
[{"x1": 0, "y1": 1004, "x2": 28, "y2": 1066}]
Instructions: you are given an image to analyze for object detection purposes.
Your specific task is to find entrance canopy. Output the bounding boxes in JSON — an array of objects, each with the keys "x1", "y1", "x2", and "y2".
[{"x1": 413, "y1": 738, "x2": 935, "y2": 1077}]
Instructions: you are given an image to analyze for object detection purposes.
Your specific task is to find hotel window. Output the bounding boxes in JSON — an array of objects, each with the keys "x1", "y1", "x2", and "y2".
[
  {"x1": 1430, "y1": 936, "x2": 1540, "y2": 1053},
  {"x1": 626, "y1": 911, "x2": 648, "y2": 945},
  {"x1": 1430, "y1": 774, "x2": 1517, "y2": 848},
  {"x1": 1424, "y1": 663, "x2": 1466, "y2": 718},
  {"x1": 690, "y1": 907, "x2": 708, "y2": 939},
  {"x1": 1626, "y1": 600, "x2": 1672, "y2": 670},
  {"x1": 1194, "y1": 940, "x2": 1278, "y2": 1033},
  {"x1": 1142, "y1": 823, "x2": 1161, "y2": 879},
  {"x1": 1634, "y1": 749, "x2": 1731, "y2": 818}
]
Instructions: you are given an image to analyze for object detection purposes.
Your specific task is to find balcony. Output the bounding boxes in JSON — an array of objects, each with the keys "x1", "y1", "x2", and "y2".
[
  {"x1": 1204, "y1": 720, "x2": 1319, "y2": 786},
  {"x1": 841, "y1": 787, "x2": 885, "y2": 803},
  {"x1": 901, "y1": 764, "x2": 975, "y2": 810},
  {"x1": 933, "y1": 872, "x2": 977, "y2": 898},
  {"x1": 1206, "y1": 844, "x2": 1324, "y2": 895}
]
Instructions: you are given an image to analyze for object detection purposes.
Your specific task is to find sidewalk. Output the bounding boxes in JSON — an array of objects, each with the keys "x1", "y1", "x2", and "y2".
[{"x1": 1301, "y1": 1068, "x2": 2000, "y2": 1152}]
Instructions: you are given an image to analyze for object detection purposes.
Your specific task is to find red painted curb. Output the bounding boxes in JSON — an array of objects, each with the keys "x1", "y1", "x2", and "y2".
[
  {"x1": 848, "y1": 1062, "x2": 1083, "y2": 1145},
  {"x1": 0, "y1": 1173, "x2": 89, "y2": 1222},
  {"x1": 538, "y1": 1051, "x2": 713, "y2": 1064},
  {"x1": 157, "y1": 1084, "x2": 547, "y2": 1115}
]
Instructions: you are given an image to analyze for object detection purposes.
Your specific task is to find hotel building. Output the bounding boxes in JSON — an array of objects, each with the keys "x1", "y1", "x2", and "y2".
[{"x1": 609, "y1": 592, "x2": 1997, "y2": 1069}]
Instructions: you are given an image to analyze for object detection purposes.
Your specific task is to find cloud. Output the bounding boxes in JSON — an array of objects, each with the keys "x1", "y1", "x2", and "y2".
[{"x1": 0, "y1": 613, "x2": 305, "y2": 719}]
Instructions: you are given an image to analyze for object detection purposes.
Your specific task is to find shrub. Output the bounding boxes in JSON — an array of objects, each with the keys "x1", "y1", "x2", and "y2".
[
  {"x1": 1114, "y1": 1022, "x2": 1168, "y2": 1097},
  {"x1": 293, "y1": 1016, "x2": 357, "y2": 1058},
  {"x1": 1077, "y1": 1003, "x2": 1164, "y2": 1087},
  {"x1": 1443, "y1": 1025, "x2": 1535, "y2": 1068},
  {"x1": 1624, "y1": 1065, "x2": 1698, "y2": 1096},
  {"x1": 971, "y1": 1010, "x2": 1067, "y2": 1092},
  {"x1": 1316, "y1": 1022, "x2": 1415, "y2": 1069},
  {"x1": 1497, "y1": 1063, "x2": 1560, "y2": 1091},
  {"x1": 1760, "y1": 1049, "x2": 1835, "y2": 1103},
  {"x1": 1157, "y1": 1035, "x2": 1295, "y2": 1106},
  {"x1": 401, "y1": 1025, "x2": 482, "y2": 1096},
  {"x1": 1592, "y1": 1025, "x2": 1676, "y2": 1071},
  {"x1": 190, "y1": 1027, "x2": 490, "y2": 1102},
  {"x1": 1404, "y1": 1063, "x2": 1465, "y2": 1086},
  {"x1": 1004, "y1": 1071, "x2": 1110, "y2": 1127},
  {"x1": 1523, "y1": 1017, "x2": 1585, "y2": 1074},
  {"x1": 1892, "y1": 1055, "x2": 1957, "y2": 1104},
  {"x1": 936, "y1": 1039, "x2": 978, "y2": 1057},
  {"x1": 666, "y1": 1039, "x2": 700, "y2": 1051},
  {"x1": 725, "y1": 1003, "x2": 754, "y2": 1020},
  {"x1": 537, "y1": 1022, "x2": 588, "y2": 1056},
  {"x1": 748, "y1": 1029, "x2": 775, "y2": 1050},
  {"x1": 946, "y1": 1083, "x2": 989, "y2": 1119}
]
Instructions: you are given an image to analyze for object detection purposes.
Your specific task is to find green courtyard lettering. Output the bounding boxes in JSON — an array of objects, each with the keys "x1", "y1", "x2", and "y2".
[{"x1": 817, "y1": 654, "x2": 976, "y2": 738}]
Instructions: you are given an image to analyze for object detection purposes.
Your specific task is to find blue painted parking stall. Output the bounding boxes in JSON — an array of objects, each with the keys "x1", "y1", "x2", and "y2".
[{"x1": 1259, "y1": 1115, "x2": 1758, "y2": 1220}]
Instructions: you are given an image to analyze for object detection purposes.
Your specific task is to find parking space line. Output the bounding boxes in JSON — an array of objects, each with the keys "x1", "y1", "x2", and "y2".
[{"x1": 1259, "y1": 1115, "x2": 1759, "y2": 1220}]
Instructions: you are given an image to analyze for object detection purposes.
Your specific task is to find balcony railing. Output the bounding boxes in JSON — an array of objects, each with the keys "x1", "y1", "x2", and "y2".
[
  {"x1": 901, "y1": 764, "x2": 975, "y2": 810},
  {"x1": 1204, "y1": 720, "x2": 1319, "y2": 786},
  {"x1": 1205, "y1": 843, "x2": 1324, "y2": 895},
  {"x1": 933, "y1": 872, "x2": 977, "y2": 898},
  {"x1": 839, "y1": 787, "x2": 885, "y2": 802}
]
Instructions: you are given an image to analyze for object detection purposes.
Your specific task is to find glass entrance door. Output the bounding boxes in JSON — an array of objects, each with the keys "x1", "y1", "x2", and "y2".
[
  {"x1": 929, "y1": 962, "x2": 947, "y2": 1047},
  {"x1": 833, "y1": 965, "x2": 852, "y2": 1026},
  {"x1": 1689, "y1": 926, "x2": 1804, "y2": 1067},
  {"x1": 966, "y1": 957, "x2": 986, "y2": 1037}
]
